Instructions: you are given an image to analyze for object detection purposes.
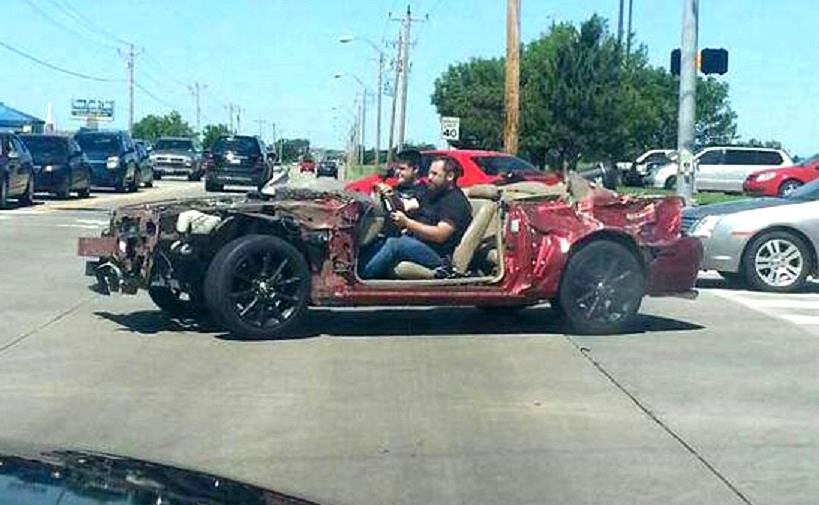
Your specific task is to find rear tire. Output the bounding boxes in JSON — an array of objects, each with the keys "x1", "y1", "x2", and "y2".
[
  {"x1": 77, "y1": 184, "x2": 91, "y2": 198},
  {"x1": 56, "y1": 174, "x2": 71, "y2": 199},
  {"x1": 557, "y1": 240, "x2": 645, "y2": 334},
  {"x1": 18, "y1": 177, "x2": 34, "y2": 206},
  {"x1": 204, "y1": 235, "x2": 310, "y2": 340}
]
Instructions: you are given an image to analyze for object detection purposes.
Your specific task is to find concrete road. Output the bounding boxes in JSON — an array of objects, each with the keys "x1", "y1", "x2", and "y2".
[{"x1": 0, "y1": 174, "x2": 816, "y2": 505}]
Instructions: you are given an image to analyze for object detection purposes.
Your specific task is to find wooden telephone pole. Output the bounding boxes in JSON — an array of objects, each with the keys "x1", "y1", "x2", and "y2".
[{"x1": 504, "y1": 0, "x2": 521, "y2": 154}]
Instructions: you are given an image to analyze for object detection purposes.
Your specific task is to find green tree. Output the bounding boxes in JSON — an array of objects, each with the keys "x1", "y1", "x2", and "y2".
[
  {"x1": 201, "y1": 123, "x2": 231, "y2": 151},
  {"x1": 132, "y1": 111, "x2": 195, "y2": 143},
  {"x1": 279, "y1": 139, "x2": 310, "y2": 162}
]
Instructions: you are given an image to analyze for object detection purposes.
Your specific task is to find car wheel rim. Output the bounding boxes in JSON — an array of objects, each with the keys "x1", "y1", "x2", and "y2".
[
  {"x1": 229, "y1": 251, "x2": 302, "y2": 328},
  {"x1": 566, "y1": 254, "x2": 641, "y2": 324},
  {"x1": 755, "y1": 239, "x2": 803, "y2": 287},
  {"x1": 781, "y1": 182, "x2": 800, "y2": 196}
]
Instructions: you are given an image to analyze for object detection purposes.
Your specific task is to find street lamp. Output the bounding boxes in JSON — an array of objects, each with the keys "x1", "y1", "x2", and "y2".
[{"x1": 339, "y1": 35, "x2": 385, "y2": 168}]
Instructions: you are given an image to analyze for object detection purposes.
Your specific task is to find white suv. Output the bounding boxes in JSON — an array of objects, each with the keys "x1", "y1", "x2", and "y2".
[{"x1": 648, "y1": 147, "x2": 793, "y2": 192}]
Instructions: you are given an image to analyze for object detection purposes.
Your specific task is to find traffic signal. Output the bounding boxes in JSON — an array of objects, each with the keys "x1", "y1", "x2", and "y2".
[
  {"x1": 670, "y1": 48, "x2": 729, "y2": 76},
  {"x1": 700, "y1": 48, "x2": 728, "y2": 75},
  {"x1": 670, "y1": 49, "x2": 681, "y2": 76}
]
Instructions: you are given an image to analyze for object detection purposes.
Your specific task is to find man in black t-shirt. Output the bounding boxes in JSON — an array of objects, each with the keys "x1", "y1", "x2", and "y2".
[
  {"x1": 361, "y1": 157, "x2": 472, "y2": 279},
  {"x1": 373, "y1": 149, "x2": 427, "y2": 215}
]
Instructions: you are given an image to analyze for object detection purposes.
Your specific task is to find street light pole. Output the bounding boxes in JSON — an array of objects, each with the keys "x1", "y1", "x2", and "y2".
[
  {"x1": 676, "y1": 0, "x2": 698, "y2": 202},
  {"x1": 339, "y1": 35, "x2": 385, "y2": 167}
]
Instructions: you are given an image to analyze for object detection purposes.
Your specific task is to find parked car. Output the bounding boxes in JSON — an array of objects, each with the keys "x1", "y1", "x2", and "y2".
[
  {"x1": 79, "y1": 174, "x2": 701, "y2": 337},
  {"x1": 743, "y1": 154, "x2": 819, "y2": 197},
  {"x1": 74, "y1": 130, "x2": 140, "y2": 193},
  {"x1": 648, "y1": 147, "x2": 793, "y2": 192},
  {"x1": 150, "y1": 136, "x2": 202, "y2": 181},
  {"x1": 19, "y1": 134, "x2": 91, "y2": 199},
  {"x1": 345, "y1": 149, "x2": 560, "y2": 193},
  {"x1": 0, "y1": 132, "x2": 35, "y2": 208},
  {"x1": 317, "y1": 160, "x2": 338, "y2": 178},
  {"x1": 683, "y1": 179, "x2": 819, "y2": 292},
  {"x1": 203, "y1": 135, "x2": 273, "y2": 192},
  {"x1": 134, "y1": 140, "x2": 154, "y2": 188},
  {"x1": 621, "y1": 149, "x2": 674, "y2": 186},
  {"x1": 298, "y1": 155, "x2": 316, "y2": 173}
]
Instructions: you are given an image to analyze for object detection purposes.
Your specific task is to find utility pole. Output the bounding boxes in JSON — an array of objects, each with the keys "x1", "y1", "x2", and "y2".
[
  {"x1": 626, "y1": 0, "x2": 634, "y2": 58},
  {"x1": 236, "y1": 106, "x2": 243, "y2": 133},
  {"x1": 386, "y1": 32, "x2": 402, "y2": 164},
  {"x1": 375, "y1": 51, "x2": 383, "y2": 167},
  {"x1": 617, "y1": 0, "x2": 625, "y2": 48},
  {"x1": 393, "y1": 6, "x2": 425, "y2": 151},
  {"x1": 676, "y1": 0, "x2": 698, "y2": 202},
  {"x1": 504, "y1": 0, "x2": 521, "y2": 154},
  {"x1": 255, "y1": 119, "x2": 266, "y2": 140},
  {"x1": 360, "y1": 91, "x2": 367, "y2": 165},
  {"x1": 226, "y1": 103, "x2": 235, "y2": 133},
  {"x1": 121, "y1": 44, "x2": 136, "y2": 134},
  {"x1": 189, "y1": 82, "x2": 206, "y2": 134}
]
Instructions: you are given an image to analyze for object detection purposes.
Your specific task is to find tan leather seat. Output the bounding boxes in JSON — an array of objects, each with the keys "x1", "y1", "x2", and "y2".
[{"x1": 392, "y1": 199, "x2": 498, "y2": 279}]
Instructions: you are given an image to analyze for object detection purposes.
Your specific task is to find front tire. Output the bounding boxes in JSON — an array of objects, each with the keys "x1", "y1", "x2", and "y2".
[
  {"x1": 778, "y1": 179, "x2": 802, "y2": 197},
  {"x1": 742, "y1": 230, "x2": 811, "y2": 293},
  {"x1": 664, "y1": 175, "x2": 677, "y2": 191},
  {"x1": 558, "y1": 240, "x2": 645, "y2": 334},
  {"x1": 204, "y1": 235, "x2": 311, "y2": 340},
  {"x1": 18, "y1": 177, "x2": 34, "y2": 206}
]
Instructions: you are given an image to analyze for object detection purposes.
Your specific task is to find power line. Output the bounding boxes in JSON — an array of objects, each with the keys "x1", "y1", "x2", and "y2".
[
  {"x1": 134, "y1": 82, "x2": 177, "y2": 110},
  {"x1": 20, "y1": 0, "x2": 119, "y2": 51},
  {"x1": 0, "y1": 39, "x2": 123, "y2": 82},
  {"x1": 51, "y1": 0, "x2": 131, "y2": 46}
]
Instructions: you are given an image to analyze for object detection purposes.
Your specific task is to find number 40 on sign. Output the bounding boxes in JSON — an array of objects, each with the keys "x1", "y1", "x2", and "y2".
[{"x1": 440, "y1": 116, "x2": 460, "y2": 141}]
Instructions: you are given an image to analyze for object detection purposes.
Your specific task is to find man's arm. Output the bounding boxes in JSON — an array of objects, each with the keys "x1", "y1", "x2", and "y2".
[{"x1": 392, "y1": 212, "x2": 455, "y2": 244}]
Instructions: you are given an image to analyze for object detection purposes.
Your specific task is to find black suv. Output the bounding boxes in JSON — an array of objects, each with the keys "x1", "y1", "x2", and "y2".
[
  {"x1": 0, "y1": 132, "x2": 35, "y2": 208},
  {"x1": 203, "y1": 135, "x2": 273, "y2": 192},
  {"x1": 317, "y1": 160, "x2": 339, "y2": 178},
  {"x1": 74, "y1": 131, "x2": 140, "y2": 193},
  {"x1": 19, "y1": 134, "x2": 92, "y2": 199}
]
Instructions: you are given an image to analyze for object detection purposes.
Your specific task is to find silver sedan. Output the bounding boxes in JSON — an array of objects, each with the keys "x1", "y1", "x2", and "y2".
[{"x1": 682, "y1": 180, "x2": 819, "y2": 292}]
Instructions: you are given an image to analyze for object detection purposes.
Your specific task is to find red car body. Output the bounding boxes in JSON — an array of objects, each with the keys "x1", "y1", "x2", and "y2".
[
  {"x1": 743, "y1": 158, "x2": 819, "y2": 197},
  {"x1": 78, "y1": 178, "x2": 701, "y2": 337},
  {"x1": 344, "y1": 149, "x2": 560, "y2": 193},
  {"x1": 299, "y1": 159, "x2": 316, "y2": 173}
]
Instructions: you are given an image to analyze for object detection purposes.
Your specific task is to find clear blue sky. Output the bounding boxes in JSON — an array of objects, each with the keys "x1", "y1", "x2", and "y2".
[{"x1": 3, "y1": 0, "x2": 817, "y2": 156}]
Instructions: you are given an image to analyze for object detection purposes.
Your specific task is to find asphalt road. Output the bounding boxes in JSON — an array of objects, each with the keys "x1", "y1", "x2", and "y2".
[{"x1": 0, "y1": 172, "x2": 816, "y2": 505}]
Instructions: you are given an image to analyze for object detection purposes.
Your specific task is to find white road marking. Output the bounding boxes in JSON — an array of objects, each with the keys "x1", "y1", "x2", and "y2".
[
  {"x1": 736, "y1": 299, "x2": 819, "y2": 310},
  {"x1": 780, "y1": 315, "x2": 819, "y2": 325}
]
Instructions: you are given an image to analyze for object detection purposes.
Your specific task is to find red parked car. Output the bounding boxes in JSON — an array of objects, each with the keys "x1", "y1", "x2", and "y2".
[
  {"x1": 78, "y1": 174, "x2": 701, "y2": 337},
  {"x1": 743, "y1": 155, "x2": 819, "y2": 197},
  {"x1": 298, "y1": 156, "x2": 316, "y2": 173},
  {"x1": 344, "y1": 149, "x2": 560, "y2": 193}
]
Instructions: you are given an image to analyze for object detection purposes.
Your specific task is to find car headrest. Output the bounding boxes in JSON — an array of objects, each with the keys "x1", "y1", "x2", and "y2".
[{"x1": 465, "y1": 184, "x2": 501, "y2": 200}]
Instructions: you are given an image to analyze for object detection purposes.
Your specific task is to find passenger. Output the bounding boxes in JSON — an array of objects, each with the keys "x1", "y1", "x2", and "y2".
[
  {"x1": 372, "y1": 149, "x2": 427, "y2": 215},
  {"x1": 361, "y1": 157, "x2": 472, "y2": 279}
]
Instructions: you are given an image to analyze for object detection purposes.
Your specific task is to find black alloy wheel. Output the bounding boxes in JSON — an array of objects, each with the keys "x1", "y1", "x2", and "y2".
[
  {"x1": 558, "y1": 240, "x2": 645, "y2": 334},
  {"x1": 205, "y1": 235, "x2": 310, "y2": 340}
]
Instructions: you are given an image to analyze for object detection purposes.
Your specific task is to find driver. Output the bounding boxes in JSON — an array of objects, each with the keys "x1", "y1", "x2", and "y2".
[
  {"x1": 361, "y1": 157, "x2": 472, "y2": 279},
  {"x1": 373, "y1": 149, "x2": 427, "y2": 215}
]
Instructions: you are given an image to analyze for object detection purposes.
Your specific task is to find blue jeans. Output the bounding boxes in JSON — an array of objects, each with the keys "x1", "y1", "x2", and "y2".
[{"x1": 360, "y1": 235, "x2": 444, "y2": 279}]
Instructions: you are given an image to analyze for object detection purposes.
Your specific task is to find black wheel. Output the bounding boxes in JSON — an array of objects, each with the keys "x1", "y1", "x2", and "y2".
[
  {"x1": 0, "y1": 177, "x2": 9, "y2": 209},
  {"x1": 742, "y1": 230, "x2": 811, "y2": 293},
  {"x1": 129, "y1": 171, "x2": 139, "y2": 192},
  {"x1": 56, "y1": 174, "x2": 71, "y2": 199},
  {"x1": 664, "y1": 175, "x2": 677, "y2": 191},
  {"x1": 116, "y1": 176, "x2": 129, "y2": 193},
  {"x1": 144, "y1": 174, "x2": 153, "y2": 188},
  {"x1": 18, "y1": 177, "x2": 34, "y2": 206},
  {"x1": 558, "y1": 240, "x2": 645, "y2": 334},
  {"x1": 205, "y1": 180, "x2": 223, "y2": 192},
  {"x1": 148, "y1": 286, "x2": 204, "y2": 317},
  {"x1": 77, "y1": 184, "x2": 91, "y2": 198},
  {"x1": 204, "y1": 235, "x2": 310, "y2": 340},
  {"x1": 778, "y1": 179, "x2": 802, "y2": 197},
  {"x1": 154, "y1": 172, "x2": 162, "y2": 180}
]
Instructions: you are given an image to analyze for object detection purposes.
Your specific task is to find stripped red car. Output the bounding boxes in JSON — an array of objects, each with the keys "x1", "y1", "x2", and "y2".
[
  {"x1": 743, "y1": 155, "x2": 819, "y2": 197},
  {"x1": 344, "y1": 149, "x2": 560, "y2": 193},
  {"x1": 78, "y1": 175, "x2": 701, "y2": 337}
]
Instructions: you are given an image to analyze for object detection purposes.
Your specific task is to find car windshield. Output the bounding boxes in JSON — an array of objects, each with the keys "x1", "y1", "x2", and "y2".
[
  {"x1": 213, "y1": 137, "x2": 258, "y2": 155},
  {"x1": 154, "y1": 139, "x2": 193, "y2": 151},
  {"x1": 21, "y1": 136, "x2": 67, "y2": 157},
  {"x1": 75, "y1": 135, "x2": 118, "y2": 155},
  {"x1": 471, "y1": 155, "x2": 538, "y2": 175}
]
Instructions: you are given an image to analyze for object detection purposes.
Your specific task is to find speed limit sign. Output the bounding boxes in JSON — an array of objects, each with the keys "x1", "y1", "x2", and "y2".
[{"x1": 440, "y1": 116, "x2": 460, "y2": 141}]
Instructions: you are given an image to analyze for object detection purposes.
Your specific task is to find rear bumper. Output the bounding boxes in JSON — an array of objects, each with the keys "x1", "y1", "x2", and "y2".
[
  {"x1": 89, "y1": 165, "x2": 126, "y2": 188},
  {"x1": 33, "y1": 170, "x2": 69, "y2": 192},
  {"x1": 207, "y1": 171, "x2": 265, "y2": 187},
  {"x1": 154, "y1": 163, "x2": 197, "y2": 176},
  {"x1": 645, "y1": 236, "x2": 703, "y2": 297}
]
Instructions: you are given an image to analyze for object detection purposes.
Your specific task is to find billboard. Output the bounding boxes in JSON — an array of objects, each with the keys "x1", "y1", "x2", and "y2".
[{"x1": 71, "y1": 99, "x2": 114, "y2": 121}]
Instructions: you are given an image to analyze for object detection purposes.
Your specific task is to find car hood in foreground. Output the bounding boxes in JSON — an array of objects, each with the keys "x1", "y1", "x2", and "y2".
[
  {"x1": 0, "y1": 445, "x2": 321, "y2": 505},
  {"x1": 683, "y1": 197, "x2": 788, "y2": 219}
]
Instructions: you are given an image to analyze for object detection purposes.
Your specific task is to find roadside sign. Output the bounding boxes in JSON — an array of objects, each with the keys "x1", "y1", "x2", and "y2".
[
  {"x1": 71, "y1": 99, "x2": 115, "y2": 121},
  {"x1": 440, "y1": 116, "x2": 460, "y2": 141}
]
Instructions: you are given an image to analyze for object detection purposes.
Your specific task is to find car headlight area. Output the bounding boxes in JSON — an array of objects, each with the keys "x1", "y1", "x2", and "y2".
[{"x1": 689, "y1": 215, "x2": 722, "y2": 238}]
